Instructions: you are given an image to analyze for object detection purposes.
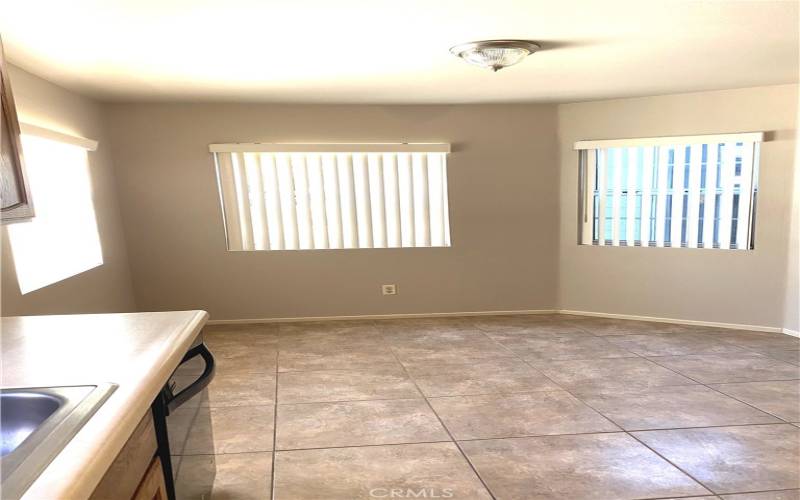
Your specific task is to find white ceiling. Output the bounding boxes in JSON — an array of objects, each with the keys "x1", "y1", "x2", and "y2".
[{"x1": 1, "y1": 0, "x2": 798, "y2": 103}]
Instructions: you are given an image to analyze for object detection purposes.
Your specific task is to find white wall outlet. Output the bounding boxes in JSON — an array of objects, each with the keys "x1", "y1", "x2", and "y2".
[{"x1": 381, "y1": 284, "x2": 397, "y2": 295}]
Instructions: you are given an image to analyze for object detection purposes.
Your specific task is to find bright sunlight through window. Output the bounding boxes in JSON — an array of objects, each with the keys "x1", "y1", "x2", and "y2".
[{"x1": 7, "y1": 134, "x2": 103, "y2": 294}]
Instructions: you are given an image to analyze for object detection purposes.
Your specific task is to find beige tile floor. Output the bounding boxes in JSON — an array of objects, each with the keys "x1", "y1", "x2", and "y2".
[{"x1": 171, "y1": 314, "x2": 800, "y2": 500}]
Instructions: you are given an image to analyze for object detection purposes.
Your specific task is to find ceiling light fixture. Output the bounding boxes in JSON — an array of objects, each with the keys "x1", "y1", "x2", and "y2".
[{"x1": 450, "y1": 40, "x2": 540, "y2": 72}]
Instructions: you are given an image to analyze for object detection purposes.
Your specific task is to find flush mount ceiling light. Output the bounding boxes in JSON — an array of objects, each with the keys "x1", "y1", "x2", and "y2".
[{"x1": 450, "y1": 40, "x2": 540, "y2": 72}]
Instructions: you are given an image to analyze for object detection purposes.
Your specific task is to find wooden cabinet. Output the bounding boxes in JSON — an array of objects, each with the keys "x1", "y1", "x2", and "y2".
[
  {"x1": 0, "y1": 36, "x2": 34, "y2": 223},
  {"x1": 132, "y1": 457, "x2": 168, "y2": 500},
  {"x1": 91, "y1": 410, "x2": 163, "y2": 500}
]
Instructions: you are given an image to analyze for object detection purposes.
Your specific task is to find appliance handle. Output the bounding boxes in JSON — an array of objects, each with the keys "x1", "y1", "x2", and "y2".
[{"x1": 164, "y1": 343, "x2": 215, "y2": 414}]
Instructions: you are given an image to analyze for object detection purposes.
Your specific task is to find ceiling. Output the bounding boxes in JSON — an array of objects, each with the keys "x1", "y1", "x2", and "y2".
[{"x1": 1, "y1": 0, "x2": 798, "y2": 103}]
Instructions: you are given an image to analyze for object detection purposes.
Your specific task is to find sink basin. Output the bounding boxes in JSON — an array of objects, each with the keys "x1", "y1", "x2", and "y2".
[
  {"x1": 0, "y1": 384, "x2": 116, "y2": 499},
  {"x1": 2, "y1": 391, "x2": 64, "y2": 457}
]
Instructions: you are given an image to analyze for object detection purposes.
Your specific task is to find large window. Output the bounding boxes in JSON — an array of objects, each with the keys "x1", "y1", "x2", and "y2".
[
  {"x1": 211, "y1": 144, "x2": 451, "y2": 251},
  {"x1": 8, "y1": 132, "x2": 103, "y2": 293},
  {"x1": 575, "y1": 133, "x2": 762, "y2": 250}
]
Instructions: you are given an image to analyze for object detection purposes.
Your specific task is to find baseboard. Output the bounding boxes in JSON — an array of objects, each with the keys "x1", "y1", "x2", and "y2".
[
  {"x1": 782, "y1": 328, "x2": 800, "y2": 338},
  {"x1": 559, "y1": 309, "x2": 784, "y2": 334},
  {"x1": 206, "y1": 309, "x2": 558, "y2": 325},
  {"x1": 207, "y1": 308, "x2": 797, "y2": 337}
]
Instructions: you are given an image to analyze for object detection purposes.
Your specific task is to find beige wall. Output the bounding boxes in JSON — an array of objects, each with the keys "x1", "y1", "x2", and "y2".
[
  {"x1": 0, "y1": 66, "x2": 136, "y2": 316},
  {"x1": 784, "y1": 93, "x2": 800, "y2": 333},
  {"x1": 557, "y1": 84, "x2": 799, "y2": 329},
  {"x1": 104, "y1": 104, "x2": 559, "y2": 320},
  {"x1": 5, "y1": 70, "x2": 793, "y2": 328}
]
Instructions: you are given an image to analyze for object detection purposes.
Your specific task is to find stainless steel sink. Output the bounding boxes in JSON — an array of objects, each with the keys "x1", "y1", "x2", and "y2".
[
  {"x1": 0, "y1": 384, "x2": 116, "y2": 499},
  {"x1": 2, "y1": 392, "x2": 63, "y2": 457}
]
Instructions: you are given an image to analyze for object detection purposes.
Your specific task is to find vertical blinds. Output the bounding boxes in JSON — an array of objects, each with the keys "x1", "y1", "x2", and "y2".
[
  {"x1": 575, "y1": 133, "x2": 762, "y2": 250},
  {"x1": 212, "y1": 145, "x2": 451, "y2": 251}
]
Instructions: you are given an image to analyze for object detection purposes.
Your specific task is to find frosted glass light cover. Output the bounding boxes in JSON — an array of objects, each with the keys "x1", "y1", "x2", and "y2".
[
  {"x1": 462, "y1": 47, "x2": 529, "y2": 71},
  {"x1": 450, "y1": 40, "x2": 540, "y2": 71}
]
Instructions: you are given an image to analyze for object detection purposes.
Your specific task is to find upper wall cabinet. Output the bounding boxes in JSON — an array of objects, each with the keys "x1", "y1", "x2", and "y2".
[{"x1": 0, "y1": 36, "x2": 34, "y2": 223}]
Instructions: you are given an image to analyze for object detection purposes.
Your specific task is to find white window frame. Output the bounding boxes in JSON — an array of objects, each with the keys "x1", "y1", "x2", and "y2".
[{"x1": 575, "y1": 132, "x2": 763, "y2": 250}]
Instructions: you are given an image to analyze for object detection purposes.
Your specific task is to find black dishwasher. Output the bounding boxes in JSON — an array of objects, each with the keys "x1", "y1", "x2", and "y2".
[{"x1": 151, "y1": 334, "x2": 215, "y2": 500}]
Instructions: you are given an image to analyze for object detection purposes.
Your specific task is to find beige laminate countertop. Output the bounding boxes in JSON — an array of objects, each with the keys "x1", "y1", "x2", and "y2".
[{"x1": 0, "y1": 310, "x2": 209, "y2": 499}]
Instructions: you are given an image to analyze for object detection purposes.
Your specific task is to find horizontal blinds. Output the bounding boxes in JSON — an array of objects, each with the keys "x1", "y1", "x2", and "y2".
[
  {"x1": 580, "y1": 139, "x2": 759, "y2": 250},
  {"x1": 215, "y1": 151, "x2": 451, "y2": 251}
]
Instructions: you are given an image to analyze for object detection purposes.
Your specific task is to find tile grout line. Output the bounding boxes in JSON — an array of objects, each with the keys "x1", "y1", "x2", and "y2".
[
  {"x1": 472, "y1": 324, "x2": 725, "y2": 496},
  {"x1": 466, "y1": 322, "x2": 666, "y2": 496},
  {"x1": 709, "y1": 487, "x2": 800, "y2": 496},
  {"x1": 482, "y1": 322, "x2": 771, "y2": 496},
  {"x1": 452, "y1": 420, "x2": 790, "y2": 437},
  {"x1": 640, "y1": 494, "x2": 724, "y2": 500},
  {"x1": 222, "y1": 319, "x2": 796, "y2": 429},
  {"x1": 270, "y1": 342, "x2": 280, "y2": 500},
  {"x1": 531, "y1": 325, "x2": 799, "y2": 494},
  {"x1": 583, "y1": 324, "x2": 800, "y2": 366},
  {"x1": 520, "y1": 320, "x2": 798, "y2": 426},
  {"x1": 696, "y1": 332, "x2": 800, "y2": 363},
  {"x1": 176, "y1": 450, "x2": 274, "y2": 457},
  {"x1": 215, "y1": 317, "x2": 797, "y2": 498},
  {"x1": 577, "y1": 337, "x2": 798, "y2": 495},
  {"x1": 534, "y1": 374, "x2": 719, "y2": 496},
  {"x1": 642, "y1": 355, "x2": 799, "y2": 425},
  {"x1": 277, "y1": 396, "x2": 428, "y2": 406},
  {"x1": 392, "y1": 319, "x2": 794, "y2": 431},
  {"x1": 624, "y1": 430, "x2": 719, "y2": 496},
  {"x1": 615, "y1": 345, "x2": 796, "y2": 426},
  {"x1": 274, "y1": 439, "x2": 455, "y2": 453},
  {"x1": 376, "y1": 321, "x2": 499, "y2": 500}
]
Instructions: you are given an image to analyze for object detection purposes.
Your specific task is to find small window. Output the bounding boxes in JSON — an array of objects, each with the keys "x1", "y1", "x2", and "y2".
[
  {"x1": 211, "y1": 144, "x2": 451, "y2": 251},
  {"x1": 575, "y1": 133, "x2": 762, "y2": 250}
]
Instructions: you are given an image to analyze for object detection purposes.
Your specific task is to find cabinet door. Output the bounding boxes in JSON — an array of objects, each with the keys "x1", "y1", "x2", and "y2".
[
  {"x1": 0, "y1": 35, "x2": 34, "y2": 222},
  {"x1": 90, "y1": 410, "x2": 158, "y2": 500},
  {"x1": 132, "y1": 456, "x2": 168, "y2": 500}
]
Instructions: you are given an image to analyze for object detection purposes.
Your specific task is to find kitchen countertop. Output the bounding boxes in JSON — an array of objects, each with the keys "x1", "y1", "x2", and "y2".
[{"x1": 0, "y1": 310, "x2": 208, "y2": 499}]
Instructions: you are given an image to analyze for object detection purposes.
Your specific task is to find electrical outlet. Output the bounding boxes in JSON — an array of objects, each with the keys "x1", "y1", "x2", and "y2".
[{"x1": 382, "y1": 284, "x2": 397, "y2": 295}]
